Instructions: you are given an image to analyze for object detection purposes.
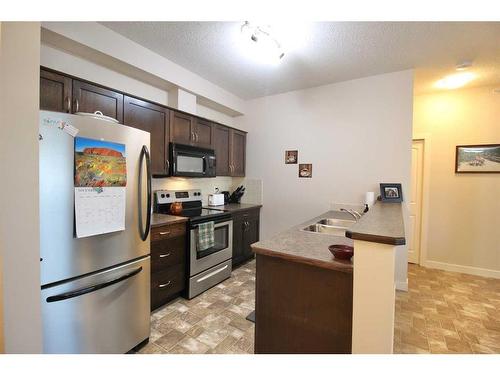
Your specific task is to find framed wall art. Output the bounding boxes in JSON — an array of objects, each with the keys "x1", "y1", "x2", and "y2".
[
  {"x1": 455, "y1": 144, "x2": 500, "y2": 173},
  {"x1": 285, "y1": 150, "x2": 298, "y2": 164}
]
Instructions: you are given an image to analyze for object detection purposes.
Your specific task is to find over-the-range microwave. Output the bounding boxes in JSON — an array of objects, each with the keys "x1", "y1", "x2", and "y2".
[{"x1": 169, "y1": 143, "x2": 216, "y2": 178}]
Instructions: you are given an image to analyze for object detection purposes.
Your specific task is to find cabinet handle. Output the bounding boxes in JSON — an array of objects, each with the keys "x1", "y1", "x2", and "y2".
[
  {"x1": 74, "y1": 98, "x2": 79, "y2": 113},
  {"x1": 159, "y1": 231, "x2": 171, "y2": 236},
  {"x1": 159, "y1": 281, "x2": 171, "y2": 288},
  {"x1": 166, "y1": 159, "x2": 170, "y2": 172},
  {"x1": 159, "y1": 253, "x2": 171, "y2": 258},
  {"x1": 65, "y1": 96, "x2": 71, "y2": 113},
  {"x1": 195, "y1": 133, "x2": 199, "y2": 142},
  {"x1": 191, "y1": 131, "x2": 195, "y2": 141}
]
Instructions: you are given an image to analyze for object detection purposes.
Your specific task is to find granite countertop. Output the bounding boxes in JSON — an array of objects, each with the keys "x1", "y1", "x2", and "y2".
[
  {"x1": 251, "y1": 201, "x2": 406, "y2": 272},
  {"x1": 204, "y1": 203, "x2": 262, "y2": 213},
  {"x1": 345, "y1": 202, "x2": 406, "y2": 245},
  {"x1": 151, "y1": 213, "x2": 188, "y2": 228},
  {"x1": 251, "y1": 211, "x2": 355, "y2": 273}
]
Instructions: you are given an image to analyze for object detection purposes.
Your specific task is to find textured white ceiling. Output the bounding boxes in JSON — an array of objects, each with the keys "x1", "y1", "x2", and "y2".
[{"x1": 100, "y1": 22, "x2": 500, "y2": 99}]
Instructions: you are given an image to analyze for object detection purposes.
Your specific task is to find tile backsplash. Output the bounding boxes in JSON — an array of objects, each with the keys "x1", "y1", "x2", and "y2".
[{"x1": 152, "y1": 177, "x2": 263, "y2": 206}]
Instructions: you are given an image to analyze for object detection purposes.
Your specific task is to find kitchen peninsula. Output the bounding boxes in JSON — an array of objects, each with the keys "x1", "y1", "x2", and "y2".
[{"x1": 251, "y1": 202, "x2": 406, "y2": 354}]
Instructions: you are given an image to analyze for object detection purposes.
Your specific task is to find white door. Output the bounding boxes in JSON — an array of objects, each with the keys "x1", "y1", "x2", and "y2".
[{"x1": 408, "y1": 140, "x2": 424, "y2": 264}]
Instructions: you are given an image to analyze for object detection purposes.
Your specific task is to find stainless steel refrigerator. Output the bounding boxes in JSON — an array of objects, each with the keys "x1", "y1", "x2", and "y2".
[{"x1": 39, "y1": 110, "x2": 152, "y2": 353}]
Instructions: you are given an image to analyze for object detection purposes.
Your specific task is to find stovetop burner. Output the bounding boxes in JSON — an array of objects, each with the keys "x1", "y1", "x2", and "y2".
[{"x1": 154, "y1": 189, "x2": 231, "y2": 225}]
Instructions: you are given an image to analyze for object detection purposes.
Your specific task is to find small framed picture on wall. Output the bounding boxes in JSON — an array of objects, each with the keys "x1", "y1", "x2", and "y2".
[
  {"x1": 379, "y1": 183, "x2": 403, "y2": 203},
  {"x1": 285, "y1": 150, "x2": 298, "y2": 164},
  {"x1": 299, "y1": 164, "x2": 312, "y2": 178}
]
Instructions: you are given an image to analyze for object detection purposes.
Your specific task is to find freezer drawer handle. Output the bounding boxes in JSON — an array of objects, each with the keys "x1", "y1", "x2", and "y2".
[{"x1": 46, "y1": 266, "x2": 143, "y2": 303}]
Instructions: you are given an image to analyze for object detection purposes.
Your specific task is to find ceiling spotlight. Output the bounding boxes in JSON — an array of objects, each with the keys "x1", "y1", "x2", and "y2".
[
  {"x1": 241, "y1": 21, "x2": 285, "y2": 63},
  {"x1": 455, "y1": 60, "x2": 473, "y2": 71},
  {"x1": 435, "y1": 72, "x2": 476, "y2": 90}
]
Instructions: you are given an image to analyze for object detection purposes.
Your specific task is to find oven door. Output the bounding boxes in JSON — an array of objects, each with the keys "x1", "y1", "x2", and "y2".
[
  {"x1": 189, "y1": 220, "x2": 233, "y2": 276},
  {"x1": 170, "y1": 143, "x2": 216, "y2": 177}
]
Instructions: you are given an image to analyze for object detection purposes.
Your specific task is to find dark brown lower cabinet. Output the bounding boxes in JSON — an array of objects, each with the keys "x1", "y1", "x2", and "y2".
[
  {"x1": 254, "y1": 254, "x2": 353, "y2": 353},
  {"x1": 150, "y1": 222, "x2": 186, "y2": 311},
  {"x1": 232, "y1": 208, "x2": 260, "y2": 267}
]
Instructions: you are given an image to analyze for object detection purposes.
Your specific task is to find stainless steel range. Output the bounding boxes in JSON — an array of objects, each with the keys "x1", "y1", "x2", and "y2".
[{"x1": 154, "y1": 190, "x2": 233, "y2": 298}]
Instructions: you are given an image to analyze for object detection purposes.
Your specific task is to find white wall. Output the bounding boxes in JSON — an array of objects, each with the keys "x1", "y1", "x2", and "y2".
[
  {"x1": 0, "y1": 22, "x2": 43, "y2": 353},
  {"x1": 41, "y1": 22, "x2": 245, "y2": 116},
  {"x1": 236, "y1": 70, "x2": 414, "y2": 287},
  {"x1": 414, "y1": 86, "x2": 500, "y2": 277},
  {"x1": 41, "y1": 44, "x2": 170, "y2": 106}
]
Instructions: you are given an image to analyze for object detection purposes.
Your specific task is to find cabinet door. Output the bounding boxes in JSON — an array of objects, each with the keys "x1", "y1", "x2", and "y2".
[
  {"x1": 40, "y1": 69, "x2": 72, "y2": 113},
  {"x1": 213, "y1": 125, "x2": 231, "y2": 176},
  {"x1": 243, "y1": 212, "x2": 260, "y2": 260},
  {"x1": 230, "y1": 129, "x2": 246, "y2": 177},
  {"x1": 169, "y1": 111, "x2": 194, "y2": 145},
  {"x1": 232, "y1": 216, "x2": 245, "y2": 266},
  {"x1": 123, "y1": 96, "x2": 169, "y2": 176},
  {"x1": 194, "y1": 119, "x2": 214, "y2": 149},
  {"x1": 72, "y1": 80, "x2": 124, "y2": 123}
]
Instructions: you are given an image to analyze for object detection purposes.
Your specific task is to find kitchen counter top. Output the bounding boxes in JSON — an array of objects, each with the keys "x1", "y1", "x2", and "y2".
[
  {"x1": 151, "y1": 213, "x2": 188, "y2": 228},
  {"x1": 251, "y1": 211, "x2": 354, "y2": 273},
  {"x1": 205, "y1": 203, "x2": 262, "y2": 213},
  {"x1": 345, "y1": 202, "x2": 406, "y2": 245}
]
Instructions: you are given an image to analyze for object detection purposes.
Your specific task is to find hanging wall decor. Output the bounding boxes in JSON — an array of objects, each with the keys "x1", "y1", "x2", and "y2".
[
  {"x1": 455, "y1": 144, "x2": 500, "y2": 173},
  {"x1": 299, "y1": 164, "x2": 312, "y2": 178},
  {"x1": 285, "y1": 150, "x2": 298, "y2": 164}
]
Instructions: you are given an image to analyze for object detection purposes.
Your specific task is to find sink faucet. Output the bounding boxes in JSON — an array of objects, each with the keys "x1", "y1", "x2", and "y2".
[{"x1": 340, "y1": 208, "x2": 362, "y2": 221}]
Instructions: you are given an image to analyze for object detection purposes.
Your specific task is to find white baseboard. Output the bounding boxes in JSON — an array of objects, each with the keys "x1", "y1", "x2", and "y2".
[
  {"x1": 395, "y1": 279, "x2": 408, "y2": 292},
  {"x1": 424, "y1": 260, "x2": 500, "y2": 279}
]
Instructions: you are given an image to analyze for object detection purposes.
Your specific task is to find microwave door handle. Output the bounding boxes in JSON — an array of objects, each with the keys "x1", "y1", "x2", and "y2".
[
  {"x1": 138, "y1": 145, "x2": 152, "y2": 241},
  {"x1": 202, "y1": 156, "x2": 207, "y2": 175}
]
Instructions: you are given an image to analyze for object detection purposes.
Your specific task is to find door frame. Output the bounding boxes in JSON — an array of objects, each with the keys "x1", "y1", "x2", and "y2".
[{"x1": 412, "y1": 134, "x2": 431, "y2": 266}]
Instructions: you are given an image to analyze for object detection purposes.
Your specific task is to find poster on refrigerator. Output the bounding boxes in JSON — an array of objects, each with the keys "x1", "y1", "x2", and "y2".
[{"x1": 74, "y1": 137, "x2": 127, "y2": 238}]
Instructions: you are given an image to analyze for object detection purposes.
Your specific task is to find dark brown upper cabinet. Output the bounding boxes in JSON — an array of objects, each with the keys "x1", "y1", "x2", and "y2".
[
  {"x1": 123, "y1": 96, "x2": 170, "y2": 176},
  {"x1": 169, "y1": 111, "x2": 214, "y2": 149},
  {"x1": 169, "y1": 111, "x2": 194, "y2": 146},
  {"x1": 193, "y1": 118, "x2": 214, "y2": 149},
  {"x1": 230, "y1": 129, "x2": 246, "y2": 177},
  {"x1": 72, "y1": 80, "x2": 124, "y2": 123},
  {"x1": 40, "y1": 69, "x2": 72, "y2": 113},
  {"x1": 213, "y1": 124, "x2": 231, "y2": 176},
  {"x1": 39, "y1": 67, "x2": 247, "y2": 177},
  {"x1": 214, "y1": 125, "x2": 246, "y2": 177}
]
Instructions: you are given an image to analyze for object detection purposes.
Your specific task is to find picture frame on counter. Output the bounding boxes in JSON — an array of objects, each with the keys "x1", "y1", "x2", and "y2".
[
  {"x1": 380, "y1": 183, "x2": 403, "y2": 203},
  {"x1": 455, "y1": 144, "x2": 500, "y2": 173},
  {"x1": 285, "y1": 150, "x2": 298, "y2": 164}
]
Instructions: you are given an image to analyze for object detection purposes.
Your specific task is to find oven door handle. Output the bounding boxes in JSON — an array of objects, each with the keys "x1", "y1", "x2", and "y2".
[
  {"x1": 191, "y1": 220, "x2": 232, "y2": 230},
  {"x1": 46, "y1": 267, "x2": 143, "y2": 303}
]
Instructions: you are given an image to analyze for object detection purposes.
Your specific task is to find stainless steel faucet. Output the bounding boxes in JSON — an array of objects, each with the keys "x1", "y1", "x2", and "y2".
[{"x1": 340, "y1": 208, "x2": 362, "y2": 221}]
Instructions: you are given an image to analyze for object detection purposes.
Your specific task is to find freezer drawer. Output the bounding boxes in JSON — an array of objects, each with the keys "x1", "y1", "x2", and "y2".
[{"x1": 41, "y1": 257, "x2": 150, "y2": 354}]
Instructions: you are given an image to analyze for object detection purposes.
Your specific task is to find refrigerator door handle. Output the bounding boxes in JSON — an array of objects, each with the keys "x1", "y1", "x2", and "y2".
[
  {"x1": 138, "y1": 145, "x2": 152, "y2": 241},
  {"x1": 45, "y1": 266, "x2": 143, "y2": 303}
]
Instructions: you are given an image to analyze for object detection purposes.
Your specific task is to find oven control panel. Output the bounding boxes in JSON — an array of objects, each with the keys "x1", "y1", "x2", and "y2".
[{"x1": 155, "y1": 189, "x2": 202, "y2": 204}]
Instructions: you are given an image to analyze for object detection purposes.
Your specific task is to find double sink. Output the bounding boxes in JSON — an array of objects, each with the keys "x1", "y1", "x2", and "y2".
[{"x1": 302, "y1": 217, "x2": 357, "y2": 237}]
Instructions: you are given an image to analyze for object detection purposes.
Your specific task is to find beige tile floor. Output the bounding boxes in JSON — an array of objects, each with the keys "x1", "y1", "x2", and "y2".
[
  {"x1": 137, "y1": 260, "x2": 500, "y2": 354},
  {"x1": 394, "y1": 263, "x2": 500, "y2": 354},
  {"x1": 138, "y1": 260, "x2": 256, "y2": 354}
]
